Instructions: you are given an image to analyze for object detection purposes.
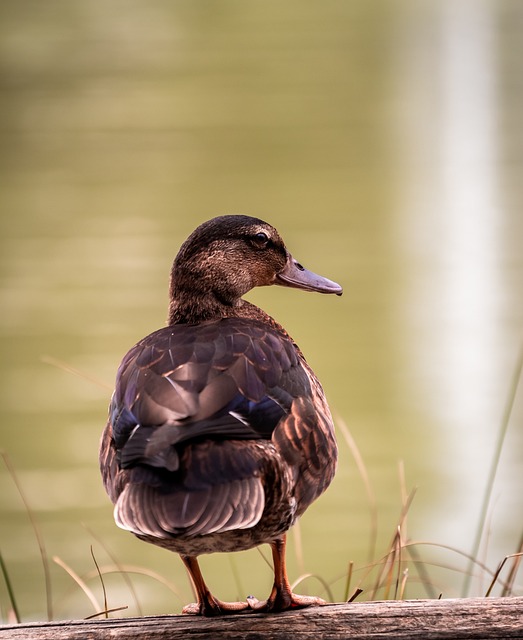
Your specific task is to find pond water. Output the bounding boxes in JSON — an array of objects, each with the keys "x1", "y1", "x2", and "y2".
[{"x1": 1, "y1": 0, "x2": 522, "y2": 621}]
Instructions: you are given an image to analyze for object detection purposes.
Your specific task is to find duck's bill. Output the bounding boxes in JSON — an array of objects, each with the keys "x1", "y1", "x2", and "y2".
[{"x1": 276, "y1": 255, "x2": 343, "y2": 296}]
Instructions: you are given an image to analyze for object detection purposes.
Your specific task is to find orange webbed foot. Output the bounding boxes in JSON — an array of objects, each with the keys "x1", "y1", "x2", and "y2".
[
  {"x1": 247, "y1": 591, "x2": 326, "y2": 612},
  {"x1": 182, "y1": 596, "x2": 250, "y2": 616}
]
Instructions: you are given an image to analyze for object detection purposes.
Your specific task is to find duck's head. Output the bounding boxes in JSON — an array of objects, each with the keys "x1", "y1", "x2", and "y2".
[{"x1": 168, "y1": 215, "x2": 342, "y2": 323}]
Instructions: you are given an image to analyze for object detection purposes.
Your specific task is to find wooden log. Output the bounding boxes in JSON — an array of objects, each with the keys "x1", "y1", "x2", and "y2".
[{"x1": 1, "y1": 597, "x2": 523, "y2": 640}]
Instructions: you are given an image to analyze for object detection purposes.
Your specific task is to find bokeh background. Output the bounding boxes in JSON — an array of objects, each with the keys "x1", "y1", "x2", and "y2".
[{"x1": 1, "y1": 0, "x2": 522, "y2": 622}]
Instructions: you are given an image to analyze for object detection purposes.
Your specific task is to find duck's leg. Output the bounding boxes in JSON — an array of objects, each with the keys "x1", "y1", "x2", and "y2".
[
  {"x1": 247, "y1": 534, "x2": 326, "y2": 612},
  {"x1": 180, "y1": 555, "x2": 249, "y2": 616}
]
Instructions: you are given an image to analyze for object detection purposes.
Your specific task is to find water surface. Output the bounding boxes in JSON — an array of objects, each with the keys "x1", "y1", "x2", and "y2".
[{"x1": 1, "y1": 0, "x2": 522, "y2": 620}]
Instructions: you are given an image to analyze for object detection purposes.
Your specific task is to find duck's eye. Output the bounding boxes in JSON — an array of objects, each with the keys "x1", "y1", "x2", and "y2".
[{"x1": 251, "y1": 232, "x2": 270, "y2": 249}]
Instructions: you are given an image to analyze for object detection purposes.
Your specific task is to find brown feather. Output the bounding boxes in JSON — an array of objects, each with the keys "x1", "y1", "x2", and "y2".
[{"x1": 99, "y1": 215, "x2": 340, "y2": 583}]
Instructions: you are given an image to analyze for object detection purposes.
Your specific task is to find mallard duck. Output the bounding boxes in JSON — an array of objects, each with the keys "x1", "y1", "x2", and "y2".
[{"x1": 99, "y1": 215, "x2": 342, "y2": 616}]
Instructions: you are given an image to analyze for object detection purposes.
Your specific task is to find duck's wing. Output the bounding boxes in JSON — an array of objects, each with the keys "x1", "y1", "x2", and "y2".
[
  {"x1": 110, "y1": 319, "x2": 308, "y2": 469},
  {"x1": 102, "y1": 318, "x2": 310, "y2": 538}
]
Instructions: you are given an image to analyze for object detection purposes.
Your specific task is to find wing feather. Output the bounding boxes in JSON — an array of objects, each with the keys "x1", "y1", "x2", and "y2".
[{"x1": 103, "y1": 317, "x2": 331, "y2": 539}]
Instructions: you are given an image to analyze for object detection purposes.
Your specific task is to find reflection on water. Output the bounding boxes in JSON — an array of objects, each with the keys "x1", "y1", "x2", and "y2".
[
  {"x1": 394, "y1": 0, "x2": 507, "y2": 549},
  {"x1": 1, "y1": 0, "x2": 522, "y2": 621}
]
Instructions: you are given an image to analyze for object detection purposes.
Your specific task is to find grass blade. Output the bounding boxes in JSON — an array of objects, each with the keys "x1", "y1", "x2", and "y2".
[
  {"x1": 336, "y1": 416, "x2": 378, "y2": 563},
  {"x1": 41, "y1": 355, "x2": 112, "y2": 390},
  {"x1": 90, "y1": 547, "x2": 108, "y2": 618},
  {"x1": 83, "y1": 564, "x2": 184, "y2": 602},
  {"x1": 347, "y1": 587, "x2": 363, "y2": 603},
  {"x1": 485, "y1": 552, "x2": 523, "y2": 597},
  {"x1": 462, "y1": 343, "x2": 523, "y2": 596},
  {"x1": 83, "y1": 524, "x2": 143, "y2": 616},
  {"x1": 0, "y1": 550, "x2": 21, "y2": 623},
  {"x1": 343, "y1": 561, "x2": 354, "y2": 603},
  {"x1": 291, "y1": 572, "x2": 335, "y2": 603},
  {"x1": 1, "y1": 451, "x2": 53, "y2": 621},
  {"x1": 84, "y1": 606, "x2": 128, "y2": 620},
  {"x1": 53, "y1": 555, "x2": 101, "y2": 614},
  {"x1": 502, "y1": 532, "x2": 523, "y2": 596}
]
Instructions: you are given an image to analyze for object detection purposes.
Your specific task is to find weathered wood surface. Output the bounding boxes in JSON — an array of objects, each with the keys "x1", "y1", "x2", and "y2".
[{"x1": 2, "y1": 597, "x2": 523, "y2": 640}]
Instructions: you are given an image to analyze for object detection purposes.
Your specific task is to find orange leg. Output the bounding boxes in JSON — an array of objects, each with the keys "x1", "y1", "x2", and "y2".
[
  {"x1": 248, "y1": 534, "x2": 326, "y2": 612},
  {"x1": 180, "y1": 555, "x2": 249, "y2": 616}
]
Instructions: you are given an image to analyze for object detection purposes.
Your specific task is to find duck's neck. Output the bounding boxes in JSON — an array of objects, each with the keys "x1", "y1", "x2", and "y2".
[
  {"x1": 167, "y1": 291, "x2": 305, "y2": 359},
  {"x1": 167, "y1": 290, "x2": 239, "y2": 325},
  {"x1": 168, "y1": 254, "x2": 249, "y2": 324},
  {"x1": 168, "y1": 291, "x2": 283, "y2": 327}
]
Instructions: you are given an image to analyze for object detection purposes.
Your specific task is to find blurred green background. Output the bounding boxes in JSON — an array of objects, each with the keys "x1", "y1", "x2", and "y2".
[{"x1": 1, "y1": 0, "x2": 522, "y2": 622}]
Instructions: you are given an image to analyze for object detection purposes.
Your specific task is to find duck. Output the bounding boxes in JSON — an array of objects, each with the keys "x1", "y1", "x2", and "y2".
[{"x1": 99, "y1": 214, "x2": 342, "y2": 616}]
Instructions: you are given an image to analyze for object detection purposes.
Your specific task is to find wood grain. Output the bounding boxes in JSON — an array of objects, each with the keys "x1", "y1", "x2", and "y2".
[{"x1": 2, "y1": 597, "x2": 523, "y2": 640}]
